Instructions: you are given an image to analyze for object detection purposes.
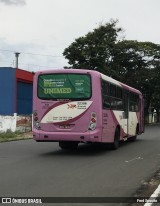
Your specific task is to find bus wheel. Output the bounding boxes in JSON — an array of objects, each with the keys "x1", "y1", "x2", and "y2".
[
  {"x1": 111, "y1": 127, "x2": 120, "y2": 150},
  {"x1": 59, "y1": 141, "x2": 78, "y2": 150}
]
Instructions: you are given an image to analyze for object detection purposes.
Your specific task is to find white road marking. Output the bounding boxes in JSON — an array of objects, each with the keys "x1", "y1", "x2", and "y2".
[
  {"x1": 144, "y1": 184, "x2": 160, "y2": 206},
  {"x1": 125, "y1": 157, "x2": 143, "y2": 163}
]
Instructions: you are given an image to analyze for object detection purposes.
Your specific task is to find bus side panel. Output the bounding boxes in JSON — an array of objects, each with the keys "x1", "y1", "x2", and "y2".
[
  {"x1": 88, "y1": 73, "x2": 103, "y2": 142},
  {"x1": 102, "y1": 110, "x2": 128, "y2": 143},
  {"x1": 128, "y1": 112, "x2": 138, "y2": 136},
  {"x1": 102, "y1": 110, "x2": 115, "y2": 143}
]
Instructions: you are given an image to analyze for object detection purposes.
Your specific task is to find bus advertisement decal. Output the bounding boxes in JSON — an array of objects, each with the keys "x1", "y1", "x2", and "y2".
[{"x1": 41, "y1": 101, "x2": 93, "y2": 124}]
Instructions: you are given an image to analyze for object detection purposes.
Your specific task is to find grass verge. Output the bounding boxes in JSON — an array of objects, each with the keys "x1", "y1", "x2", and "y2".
[{"x1": 0, "y1": 131, "x2": 32, "y2": 142}]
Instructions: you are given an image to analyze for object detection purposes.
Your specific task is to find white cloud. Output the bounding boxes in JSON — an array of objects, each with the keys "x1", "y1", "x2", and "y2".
[
  {"x1": 0, "y1": 0, "x2": 26, "y2": 6},
  {"x1": 0, "y1": 0, "x2": 160, "y2": 71}
]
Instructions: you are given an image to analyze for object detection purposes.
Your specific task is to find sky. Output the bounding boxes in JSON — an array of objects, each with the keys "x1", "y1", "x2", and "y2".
[{"x1": 0, "y1": 0, "x2": 160, "y2": 72}]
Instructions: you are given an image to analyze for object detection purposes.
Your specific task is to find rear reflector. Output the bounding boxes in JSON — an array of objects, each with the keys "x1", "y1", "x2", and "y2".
[{"x1": 88, "y1": 112, "x2": 97, "y2": 130}]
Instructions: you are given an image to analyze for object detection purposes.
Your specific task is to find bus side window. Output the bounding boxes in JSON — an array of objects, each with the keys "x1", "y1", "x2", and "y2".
[
  {"x1": 102, "y1": 80, "x2": 110, "y2": 109},
  {"x1": 135, "y1": 94, "x2": 140, "y2": 112},
  {"x1": 117, "y1": 87, "x2": 122, "y2": 98},
  {"x1": 116, "y1": 99, "x2": 123, "y2": 110},
  {"x1": 110, "y1": 84, "x2": 116, "y2": 97},
  {"x1": 103, "y1": 96, "x2": 111, "y2": 109},
  {"x1": 129, "y1": 93, "x2": 139, "y2": 112},
  {"x1": 110, "y1": 97, "x2": 117, "y2": 109},
  {"x1": 102, "y1": 81, "x2": 126, "y2": 111},
  {"x1": 116, "y1": 87, "x2": 123, "y2": 110}
]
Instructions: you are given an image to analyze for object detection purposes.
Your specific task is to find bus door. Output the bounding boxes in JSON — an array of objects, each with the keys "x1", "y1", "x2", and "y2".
[{"x1": 123, "y1": 91, "x2": 129, "y2": 136}]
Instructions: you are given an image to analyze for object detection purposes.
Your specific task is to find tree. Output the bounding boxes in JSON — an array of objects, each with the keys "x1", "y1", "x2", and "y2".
[
  {"x1": 63, "y1": 20, "x2": 160, "y2": 121},
  {"x1": 63, "y1": 19, "x2": 123, "y2": 73},
  {"x1": 110, "y1": 40, "x2": 160, "y2": 118},
  {"x1": 150, "y1": 66, "x2": 160, "y2": 122}
]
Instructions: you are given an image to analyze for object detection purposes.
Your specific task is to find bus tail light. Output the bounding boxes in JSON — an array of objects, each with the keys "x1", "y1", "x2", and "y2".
[
  {"x1": 88, "y1": 112, "x2": 97, "y2": 131},
  {"x1": 33, "y1": 111, "x2": 41, "y2": 129}
]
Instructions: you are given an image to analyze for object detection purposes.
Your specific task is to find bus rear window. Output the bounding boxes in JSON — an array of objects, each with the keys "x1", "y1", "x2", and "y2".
[{"x1": 38, "y1": 73, "x2": 91, "y2": 100}]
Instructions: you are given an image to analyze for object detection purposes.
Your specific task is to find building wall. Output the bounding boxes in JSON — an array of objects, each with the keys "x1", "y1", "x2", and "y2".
[
  {"x1": 16, "y1": 69, "x2": 33, "y2": 115},
  {"x1": 0, "y1": 67, "x2": 16, "y2": 115},
  {"x1": 16, "y1": 68, "x2": 33, "y2": 82},
  {"x1": 0, "y1": 67, "x2": 34, "y2": 115},
  {"x1": 17, "y1": 81, "x2": 33, "y2": 114}
]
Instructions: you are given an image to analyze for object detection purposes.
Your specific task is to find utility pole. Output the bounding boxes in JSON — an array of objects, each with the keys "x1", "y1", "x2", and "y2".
[{"x1": 15, "y1": 52, "x2": 20, "y2": 68}]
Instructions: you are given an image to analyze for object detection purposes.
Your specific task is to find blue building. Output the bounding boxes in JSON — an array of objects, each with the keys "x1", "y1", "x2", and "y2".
[{"x1": 0, "y1": 67, "x2": 34, "y2": 115}]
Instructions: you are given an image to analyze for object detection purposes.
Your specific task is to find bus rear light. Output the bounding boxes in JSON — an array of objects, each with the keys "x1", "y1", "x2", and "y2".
[
  {"x1": 91, "y1": 118, "x2": 96, "y2": 123},
  {"x1": 92, "y1": 113, "x2": 96, "y2": 118},
  {"x1": 33, "y1": 111, "x2": 37, "y2": 116},
  {"x1": 33, "y1": 111, "x2": 41, "y2": 129},
  {"x1": 35, "y1": 122, "x2": 40, "y2": 129},
  {"x1": 88, "y1": 112, "x2": 97, "y2": 131},
  {"x1": 34, "y1": 116, "x2": 38, "y2": 121}
]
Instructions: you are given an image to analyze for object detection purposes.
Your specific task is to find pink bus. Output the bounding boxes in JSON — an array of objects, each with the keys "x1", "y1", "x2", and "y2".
[{"x1": 33, "y1": 69, "x2": 144, "y2": 150}]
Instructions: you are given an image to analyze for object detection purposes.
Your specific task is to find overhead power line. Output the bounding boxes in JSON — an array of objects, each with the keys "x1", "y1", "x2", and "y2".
[
  {"x1": 21, "y1": 52, "x2": 63, "y2": 58},
  {"x1": 0, "y1": 58, "x2": 64, "y2": 71},
  {"x1": 0, "y1": 49, "x2": 63, "y2": 58}
]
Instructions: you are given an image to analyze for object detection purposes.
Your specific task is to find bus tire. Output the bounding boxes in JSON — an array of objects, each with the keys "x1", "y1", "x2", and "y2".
[
  {"x1": 111, "y1": 127, "x2": 120, "y2": 150},
  {"x1": 59, "y1": 141, "x2": 78, "y2": 150}
]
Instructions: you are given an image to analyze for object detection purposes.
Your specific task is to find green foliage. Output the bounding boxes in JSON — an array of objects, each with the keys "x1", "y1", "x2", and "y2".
[
  {"x1": 63, "y1": 19, "x2": 160, "y2": 121},
  {"x1": 0, "y1": 131, "x2": 23, "y2": 142},
  {"x1": 150, "y1": 66, "x2": 160, "y2": 121},
  {"x1": 63, "y1": 19, "x2": 123, "y2": 73},
  {"x1": 111, "y1": 40, "x2": 160, "y2": 116}
]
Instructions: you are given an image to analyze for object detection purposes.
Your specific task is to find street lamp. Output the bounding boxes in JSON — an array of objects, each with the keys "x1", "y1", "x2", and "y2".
[{"x1": 15, "y1": 52, "x2": 20, "y2": 68}]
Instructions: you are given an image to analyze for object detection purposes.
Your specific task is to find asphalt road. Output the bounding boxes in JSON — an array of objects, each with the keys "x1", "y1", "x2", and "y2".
[{"x1": 0, "y1": 125, "x2": 160, "y2": 206}]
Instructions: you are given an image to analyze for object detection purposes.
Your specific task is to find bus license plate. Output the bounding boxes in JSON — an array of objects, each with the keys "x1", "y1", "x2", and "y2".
[{"x1": 59, "y1": 125, "x2": 70, "y2": 129}]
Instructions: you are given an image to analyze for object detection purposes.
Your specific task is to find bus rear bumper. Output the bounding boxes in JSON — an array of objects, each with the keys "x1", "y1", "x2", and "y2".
[{"x1": 33, "y1": 128, "x2": 102, "y2": 143}]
